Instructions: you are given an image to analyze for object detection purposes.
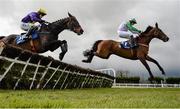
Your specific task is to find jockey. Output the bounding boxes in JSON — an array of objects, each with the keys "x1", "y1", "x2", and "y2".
[
  {"x1": 117, "y1": 18, "x2": 141, "y2": 47},
  {"x1": 20, "y1": 8, "x2": 47, "y2": 39}
]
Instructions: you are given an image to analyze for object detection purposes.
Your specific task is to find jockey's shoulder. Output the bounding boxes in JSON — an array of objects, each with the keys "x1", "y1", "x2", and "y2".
[
  {"x1": 28, "y1": 12, "x2": 38, "y2": 16},
  {"x1": 126, "y1": 21, "x2": 131, "y2": 25},
  {"x1": 121, "y1": 21, "x2": 126, "y2": 24},
  {"x1": 119, "y1": 21, "x2": 126, "y2": 26}
]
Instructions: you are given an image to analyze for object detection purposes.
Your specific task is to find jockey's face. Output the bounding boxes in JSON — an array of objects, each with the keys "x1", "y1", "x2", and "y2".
[
  {"x1": 130, "y1": 21, "x2": 136, "y2": 25},
  {"x1": 39, "y1": 13, "x2": 46, "y2": 18},
  {"x1": 132, "y1": 22, "x2": 136, "y2": 25}
]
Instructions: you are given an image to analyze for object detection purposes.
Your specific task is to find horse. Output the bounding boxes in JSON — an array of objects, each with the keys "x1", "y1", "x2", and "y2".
[
  {"x1": 82, "y1": 23, "x2": 169, "y2": 79},
  {"x1": 0, "y1": 13, "x2": 84, "y2": 60}
]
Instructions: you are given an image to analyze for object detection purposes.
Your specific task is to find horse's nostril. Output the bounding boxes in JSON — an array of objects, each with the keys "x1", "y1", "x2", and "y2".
[
  {"x1": 80, "y1": 29, "x2": 84, "y2": 34},
  {"x1": 167, "y1": 37, "x2": 169, "y2": 41}
]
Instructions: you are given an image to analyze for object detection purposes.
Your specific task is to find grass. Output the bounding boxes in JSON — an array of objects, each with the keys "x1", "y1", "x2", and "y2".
[{"x1": 0, "y1": 88, "x2": 180, "y2": 108}]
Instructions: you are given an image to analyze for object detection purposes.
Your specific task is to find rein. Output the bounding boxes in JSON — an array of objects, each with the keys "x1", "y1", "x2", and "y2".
[{"x1": 138, "y1": 43, "x2": 149, "y2": 48}]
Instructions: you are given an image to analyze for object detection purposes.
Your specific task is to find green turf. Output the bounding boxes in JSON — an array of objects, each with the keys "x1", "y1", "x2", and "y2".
[{"x1": 0, "y1": 88, "x2": 179, "y2": 108}]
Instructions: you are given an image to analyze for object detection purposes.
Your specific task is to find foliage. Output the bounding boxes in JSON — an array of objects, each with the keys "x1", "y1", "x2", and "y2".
[
  {"x1": 166, "y1": 77, "x2": 180, "y2": 84},
  {"x1": 147, "y1": 77, "x2": 180, "y2": 84},
  {"x1": 148, "y1": 77, "x2": 165, "y2": 84},
  {"x1": 116, "y1": 77, "x2": 140, "y2": 83}
]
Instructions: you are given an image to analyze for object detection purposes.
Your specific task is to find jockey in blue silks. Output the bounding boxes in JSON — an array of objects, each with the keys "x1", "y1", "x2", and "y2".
[{"x1": 20, "y1": 8, "x2": 47, "y2": 40}]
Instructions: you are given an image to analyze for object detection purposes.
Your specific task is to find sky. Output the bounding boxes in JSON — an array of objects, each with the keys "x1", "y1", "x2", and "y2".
[{"x1": 0, "y1": 0, "x2": 180, "y2": 78}]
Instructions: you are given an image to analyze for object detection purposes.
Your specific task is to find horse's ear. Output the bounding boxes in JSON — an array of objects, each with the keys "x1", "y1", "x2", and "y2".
[
  {"x1": 155, "y1": 22, "x2": 158, "y2": 28},
  {"x1": 68, "y1": 12, "x2": 73, "y2": 17}
]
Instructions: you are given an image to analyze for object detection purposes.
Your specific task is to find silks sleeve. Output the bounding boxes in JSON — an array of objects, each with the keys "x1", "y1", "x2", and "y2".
[{"x1": 126, "y1": 22, "x2": 141, "y2": 33}]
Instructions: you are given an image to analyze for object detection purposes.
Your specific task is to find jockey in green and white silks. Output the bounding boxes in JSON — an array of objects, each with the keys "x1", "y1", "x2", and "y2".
[{"x1": 117, "y1": 18, "x2": 141, "y2": 47}]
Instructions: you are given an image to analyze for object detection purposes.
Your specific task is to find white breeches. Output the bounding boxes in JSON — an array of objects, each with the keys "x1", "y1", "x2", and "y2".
[
  {"x1": 118, "y1": 31, "x2": 139, "y2": 39},
  {"x1": 20, "y1": 22, "x2": 41, "y2": 31}
]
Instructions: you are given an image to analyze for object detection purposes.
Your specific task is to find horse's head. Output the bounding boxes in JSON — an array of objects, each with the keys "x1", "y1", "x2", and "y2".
[
  {"x1": 67, "y1": 13, "x2": 84, "y2": 35},
  {"x1": 151, "y1": 23, "x2": 169, "y2": 42}
]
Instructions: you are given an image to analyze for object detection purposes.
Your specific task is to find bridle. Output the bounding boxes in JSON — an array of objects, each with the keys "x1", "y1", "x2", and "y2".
[{"x1": 67, "y1": 17, "x2": 74, "y2": 31}]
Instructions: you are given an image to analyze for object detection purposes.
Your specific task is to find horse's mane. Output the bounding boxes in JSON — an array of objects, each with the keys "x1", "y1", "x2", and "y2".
[
  {"x1": 142, "y1": 26, "x2": 153, "y2": 34},
  {"x1": 49, "y1": 17, "x2": 70, "y2": 33},
  {"x1": 137, "y1": 25, "x2": 153, "y2": 39},
  {"x1": 51, "y1": 17, "x2": 69, "y2": 25}
]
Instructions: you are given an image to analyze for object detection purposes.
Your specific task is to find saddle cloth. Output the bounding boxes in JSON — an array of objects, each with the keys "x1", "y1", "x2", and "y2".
[
  {"x1": 16, "y1": 31, "x2": 38, "y2": 45},
  {"x1": 119, "y1": 40, "x2": 131, "y2": 49}
]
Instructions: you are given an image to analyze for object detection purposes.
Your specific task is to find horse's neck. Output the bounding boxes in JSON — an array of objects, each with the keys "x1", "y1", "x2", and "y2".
[
  {"x1": 138, "y1": 33, "x2": 154, "y2": 45},
  {"x1": 50, "y1": 18, "x2": 69, "y2": 36},
  {"x1": 40, "y1": 24, "x2": 50, "y2": 32}
]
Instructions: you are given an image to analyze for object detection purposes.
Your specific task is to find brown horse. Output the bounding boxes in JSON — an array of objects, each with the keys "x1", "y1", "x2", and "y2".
[
  {"x1": 82, "y1": 23, "x2": 169, "y2": 79},
  {"x1": 0, "y1": 13, "x2": 84, "y2": 60}
]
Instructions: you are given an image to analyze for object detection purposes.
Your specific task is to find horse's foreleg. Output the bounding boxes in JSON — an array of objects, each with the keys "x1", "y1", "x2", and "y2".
[
  {"x1": 146, "y1": 55, "x2": 165, "y2": 75},
  {"x1": 59, "y1": 40, "x2": 68, "y2": 60},
  {"x1": 44, "y1": 40, "x2": 67, "y2": 60},
  {"x1": 139, "y1": 58, "x2": 154, "y2": 79},
  {"x1": 43, "y1": 40, "x2": 67, "y2": 60},
  {"x1": 43, "y1": 40, "x2": 62, "y2": 52},
  {"x1": 43, "y1": 40, "x2": 66, "y2": 60}
]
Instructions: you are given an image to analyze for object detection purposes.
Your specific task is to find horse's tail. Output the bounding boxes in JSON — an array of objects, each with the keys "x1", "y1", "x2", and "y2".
[
  {"x1": 92, "y1": 40, "x2": 102, "y2": 51},
  {"x1": 83, "y1": 40, "x2": 102, "y2": 57}
]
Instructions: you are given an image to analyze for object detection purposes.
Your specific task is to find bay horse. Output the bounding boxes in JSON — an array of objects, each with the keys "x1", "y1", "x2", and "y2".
[
  {"x1": 0, "y1": 13, "x2": 84, "y2": 60},
  {"x1": 82, "y1": 23, "x2": 169, "y2": 79}
]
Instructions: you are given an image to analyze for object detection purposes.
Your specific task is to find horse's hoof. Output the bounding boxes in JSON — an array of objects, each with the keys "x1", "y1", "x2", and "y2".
[
  {"x1": 59, "y1": 55, "x2": 64, "y2": 61},
  {"x1": 162, "y1": 72, "x2": 166, "y2": 75},
  {"x1": 48, "y1": 56, "x2": 54, "y2": 60},
  {"x1": 62, "y1": 40, "x2": 67, "y2": 44},
  {"x1": 59, "y1": 58, "x2": 62, "y2": 61}
]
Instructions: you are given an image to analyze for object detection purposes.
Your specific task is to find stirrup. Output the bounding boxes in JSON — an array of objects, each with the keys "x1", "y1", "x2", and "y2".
[
  {"x1": 134, "y1": 43, "x2": 138, "y2": 47},
  {"x1": 130, "y1": 44, "x2": 134, "y2": 48}
]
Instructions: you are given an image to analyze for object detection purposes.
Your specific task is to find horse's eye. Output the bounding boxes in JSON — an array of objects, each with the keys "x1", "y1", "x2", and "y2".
[
  {"x1": 71, "y1": 22, "x2": 75, "y2": 26},
  {"x1": 72, "y1": 22, "x2": 79, "y2": 27}
]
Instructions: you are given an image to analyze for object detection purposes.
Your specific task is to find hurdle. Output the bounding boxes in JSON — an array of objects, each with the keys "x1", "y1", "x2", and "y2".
[{"x1": 0, "y1": 44, "x2": 114, "y2": 90}]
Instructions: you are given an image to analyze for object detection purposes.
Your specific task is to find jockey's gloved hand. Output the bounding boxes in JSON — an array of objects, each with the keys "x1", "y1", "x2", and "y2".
[
  {"x1": 44, "y1": 21, "x2": 50, "y2": 24},
  {"x1": 40, "y1": 20, "x2": 46, "y2": 23},
  {"x1": 41, "y1": 20, "x2": 50, "y2": 25}
]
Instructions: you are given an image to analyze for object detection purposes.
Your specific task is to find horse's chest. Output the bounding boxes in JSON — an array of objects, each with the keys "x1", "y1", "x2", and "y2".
[{"x1": 137, "y1": 47, "x2": 149, "y2": 56}]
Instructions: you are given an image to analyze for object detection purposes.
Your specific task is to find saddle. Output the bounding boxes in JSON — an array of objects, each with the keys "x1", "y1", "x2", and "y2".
[{"x1": 119, "y1": 40, "x2": 138, "y2": 49}]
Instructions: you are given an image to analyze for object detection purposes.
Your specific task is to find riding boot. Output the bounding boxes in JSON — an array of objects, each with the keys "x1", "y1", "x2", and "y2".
[
  {"x1": 130, "y1": 35, "x2": 134, "y2": 48},
  {"x1": 133, "y1": 38, "x2": 138, "y2": 47},
  {"x1": 23, "y1": 27, "x2": 34, "y2": 40},
  {"x1": 23, "y1": 26, "x2": 38, "y2": 40}
]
